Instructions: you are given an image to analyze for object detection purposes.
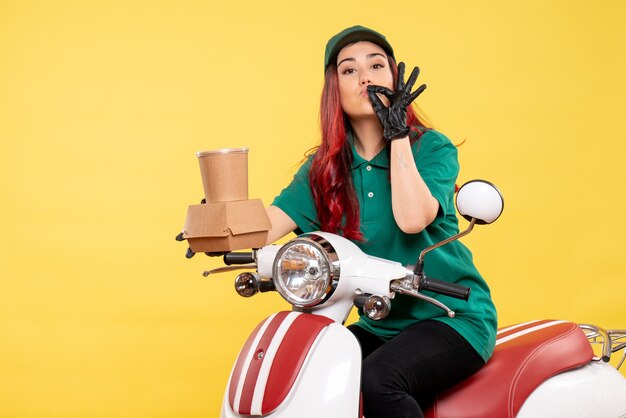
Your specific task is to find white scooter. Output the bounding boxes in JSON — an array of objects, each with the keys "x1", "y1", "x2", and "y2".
[{"x1": 203, "y1": 180, "x2": 626, "y2": 417}]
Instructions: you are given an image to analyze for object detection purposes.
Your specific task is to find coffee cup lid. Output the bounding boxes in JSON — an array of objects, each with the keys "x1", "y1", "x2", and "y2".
[{"x1": 196, "y1": 147, "x2": 249, "y2": 157}]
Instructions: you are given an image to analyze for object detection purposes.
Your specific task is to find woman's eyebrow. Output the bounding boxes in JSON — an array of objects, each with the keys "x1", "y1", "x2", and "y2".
[
  {"x1": 337, "y1": 53, "x2": 387, "y2": 68},
  {"x1": 367, "y1": 53, "x2": 386, "y2": 60},
  {"x1": 337, "y1": 57, "x2": 355, "y2": 67}
]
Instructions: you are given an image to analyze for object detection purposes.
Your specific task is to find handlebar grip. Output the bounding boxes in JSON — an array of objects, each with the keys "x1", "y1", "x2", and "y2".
[
  {"x1": 418, "y1": 276, "x2": 470, "y2": 301},
  {"x1": 223, "y1": 252, "x2": 255, "y2": 265}
]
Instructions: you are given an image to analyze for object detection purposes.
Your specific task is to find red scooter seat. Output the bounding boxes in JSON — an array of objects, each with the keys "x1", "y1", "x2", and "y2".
[{"x1": 424, "y1": 320, "x2": 594, "y2": 418}]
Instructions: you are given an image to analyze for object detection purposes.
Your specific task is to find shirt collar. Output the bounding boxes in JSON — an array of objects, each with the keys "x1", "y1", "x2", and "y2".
[
  {"x1": 348, "y1": 130, "x2": 390, "y2": 169},
  {"x1": 348, "y1": 129, "x2": 425, "y2": 170}
]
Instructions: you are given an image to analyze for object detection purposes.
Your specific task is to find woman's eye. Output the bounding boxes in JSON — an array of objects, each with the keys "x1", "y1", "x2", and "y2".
[
  {"x1": 342, "y1": 68, "x2": 356, "y2": 75},
  {"x1": 372, "y1": 63, "x2": 385, "y2": 70}
]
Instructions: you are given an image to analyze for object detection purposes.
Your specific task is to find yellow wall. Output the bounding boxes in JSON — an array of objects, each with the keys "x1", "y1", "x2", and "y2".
[{"x1": 1, "y1": 1, "x2": 625, "y2": 416}]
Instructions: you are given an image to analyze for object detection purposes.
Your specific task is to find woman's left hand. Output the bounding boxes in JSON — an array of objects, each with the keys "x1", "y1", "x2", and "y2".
[{"x1": 367, "y1": 62, "x2": 427, "y2": 141}]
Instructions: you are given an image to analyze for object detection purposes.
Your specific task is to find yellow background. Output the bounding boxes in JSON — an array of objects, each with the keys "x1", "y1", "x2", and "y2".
[{"x1": 1, "y1": 1, "x2": 625, "y2": 416}]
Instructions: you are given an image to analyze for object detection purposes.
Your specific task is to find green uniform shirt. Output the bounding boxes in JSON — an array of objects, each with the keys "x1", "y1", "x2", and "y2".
[{"x1": 271, "y1": 129, "x2": 497, "y2": 362}]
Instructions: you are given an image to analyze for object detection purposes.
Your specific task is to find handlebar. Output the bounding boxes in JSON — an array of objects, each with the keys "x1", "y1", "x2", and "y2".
[
  {"x1": 418, "y1": 276, "x2": 470, "y2": 301},
  {"x1": 223, "y1": 252, "x2": 255, "y2": 265}
]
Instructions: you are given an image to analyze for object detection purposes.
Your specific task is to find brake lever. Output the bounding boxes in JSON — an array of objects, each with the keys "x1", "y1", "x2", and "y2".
[
  {"x1": 390, "y1": 277, "x2": 456, "y2": 318},
  {"x1": 202, "y1": 264, "x2": 257, "y2": 277}
]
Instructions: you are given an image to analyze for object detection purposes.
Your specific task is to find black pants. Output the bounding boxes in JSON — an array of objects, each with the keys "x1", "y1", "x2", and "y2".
[{"x1": 348, "y1": 320, "x2": 484, "y2": 418}]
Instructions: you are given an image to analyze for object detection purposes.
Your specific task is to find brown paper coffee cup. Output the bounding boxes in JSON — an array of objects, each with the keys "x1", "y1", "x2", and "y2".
[{"x1": 196, "y1": 148, "x2": 249, "y2": 203}]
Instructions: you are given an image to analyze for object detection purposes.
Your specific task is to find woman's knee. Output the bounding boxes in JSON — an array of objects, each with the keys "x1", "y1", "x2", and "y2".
[
  {"x1": 360, "y1": 359, "x2": 405, "y2": 402},
  {"x1": 360, "y1": 361, "x2": 421, "y2": 417}
]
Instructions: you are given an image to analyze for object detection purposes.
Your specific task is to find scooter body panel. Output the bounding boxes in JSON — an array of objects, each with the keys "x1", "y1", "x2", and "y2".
[
  {"x1": 517, "y1": 362, "x2": 626, "y2": 417},
  {"x1": 221, "y1": 317, "x2": 361, "y2": 418}
]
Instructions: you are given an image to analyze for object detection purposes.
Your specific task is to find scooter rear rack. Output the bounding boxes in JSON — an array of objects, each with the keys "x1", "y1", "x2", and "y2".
[{"x1": 579, "y1": 324, "x2": 626, "y2": 369}]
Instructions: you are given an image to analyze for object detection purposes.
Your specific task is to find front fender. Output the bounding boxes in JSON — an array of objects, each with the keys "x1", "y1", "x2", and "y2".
[{"x1": 221, "y1": 311, "x2": 361, "y2": 418}]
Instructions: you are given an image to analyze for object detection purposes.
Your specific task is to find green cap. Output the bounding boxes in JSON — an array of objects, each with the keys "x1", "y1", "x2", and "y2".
[{"x1": 324, "y1": 25, "x2": 395, "y2": 71}]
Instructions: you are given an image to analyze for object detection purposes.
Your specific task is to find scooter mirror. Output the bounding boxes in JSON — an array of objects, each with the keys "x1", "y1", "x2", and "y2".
[{"x1": 455, "y1": 180, "x2": 504, "y2": 225}]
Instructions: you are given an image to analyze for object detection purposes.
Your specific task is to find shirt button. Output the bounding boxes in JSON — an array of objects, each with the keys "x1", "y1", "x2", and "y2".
[
  {"x1": 366, "y1": 165, "x2": 372, "y2": 171},
  {"x1": 368, "y1": 192, "x2": 374, "y2": 198}
]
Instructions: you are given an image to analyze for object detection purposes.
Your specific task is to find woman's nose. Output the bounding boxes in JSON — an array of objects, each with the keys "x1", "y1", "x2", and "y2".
[{"x1": 359, "y1": 74, "x2": 371, "y2": 85}]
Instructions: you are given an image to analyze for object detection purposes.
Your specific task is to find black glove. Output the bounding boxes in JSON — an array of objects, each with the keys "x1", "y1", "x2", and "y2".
[
  {"x1": 175, "y1": 233, "x2": 227, "y2": 258},
  {"x1": 367, "y1": 62, "x2": 427, "y2": 141}
]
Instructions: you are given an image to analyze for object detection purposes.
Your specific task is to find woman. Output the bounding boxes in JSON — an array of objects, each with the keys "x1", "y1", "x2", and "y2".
[{"x1": 265, "y1": 25, "x2": 497, "y2": 418}]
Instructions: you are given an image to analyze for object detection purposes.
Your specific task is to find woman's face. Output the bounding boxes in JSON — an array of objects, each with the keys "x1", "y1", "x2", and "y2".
[{"x1": 336, "y1": 41, "x2": 394, "y2": 119}]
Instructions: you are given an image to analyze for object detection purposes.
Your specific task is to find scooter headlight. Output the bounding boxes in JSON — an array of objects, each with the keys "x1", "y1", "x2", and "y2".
[{"x1": 272, "y1": 235, "x2": 339, "y2": 307}]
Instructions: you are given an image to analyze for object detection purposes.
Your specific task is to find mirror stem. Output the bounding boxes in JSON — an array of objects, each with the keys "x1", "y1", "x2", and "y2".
[{"x1": 413, "y1": 218, "x2": 477, "y2": 275}]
